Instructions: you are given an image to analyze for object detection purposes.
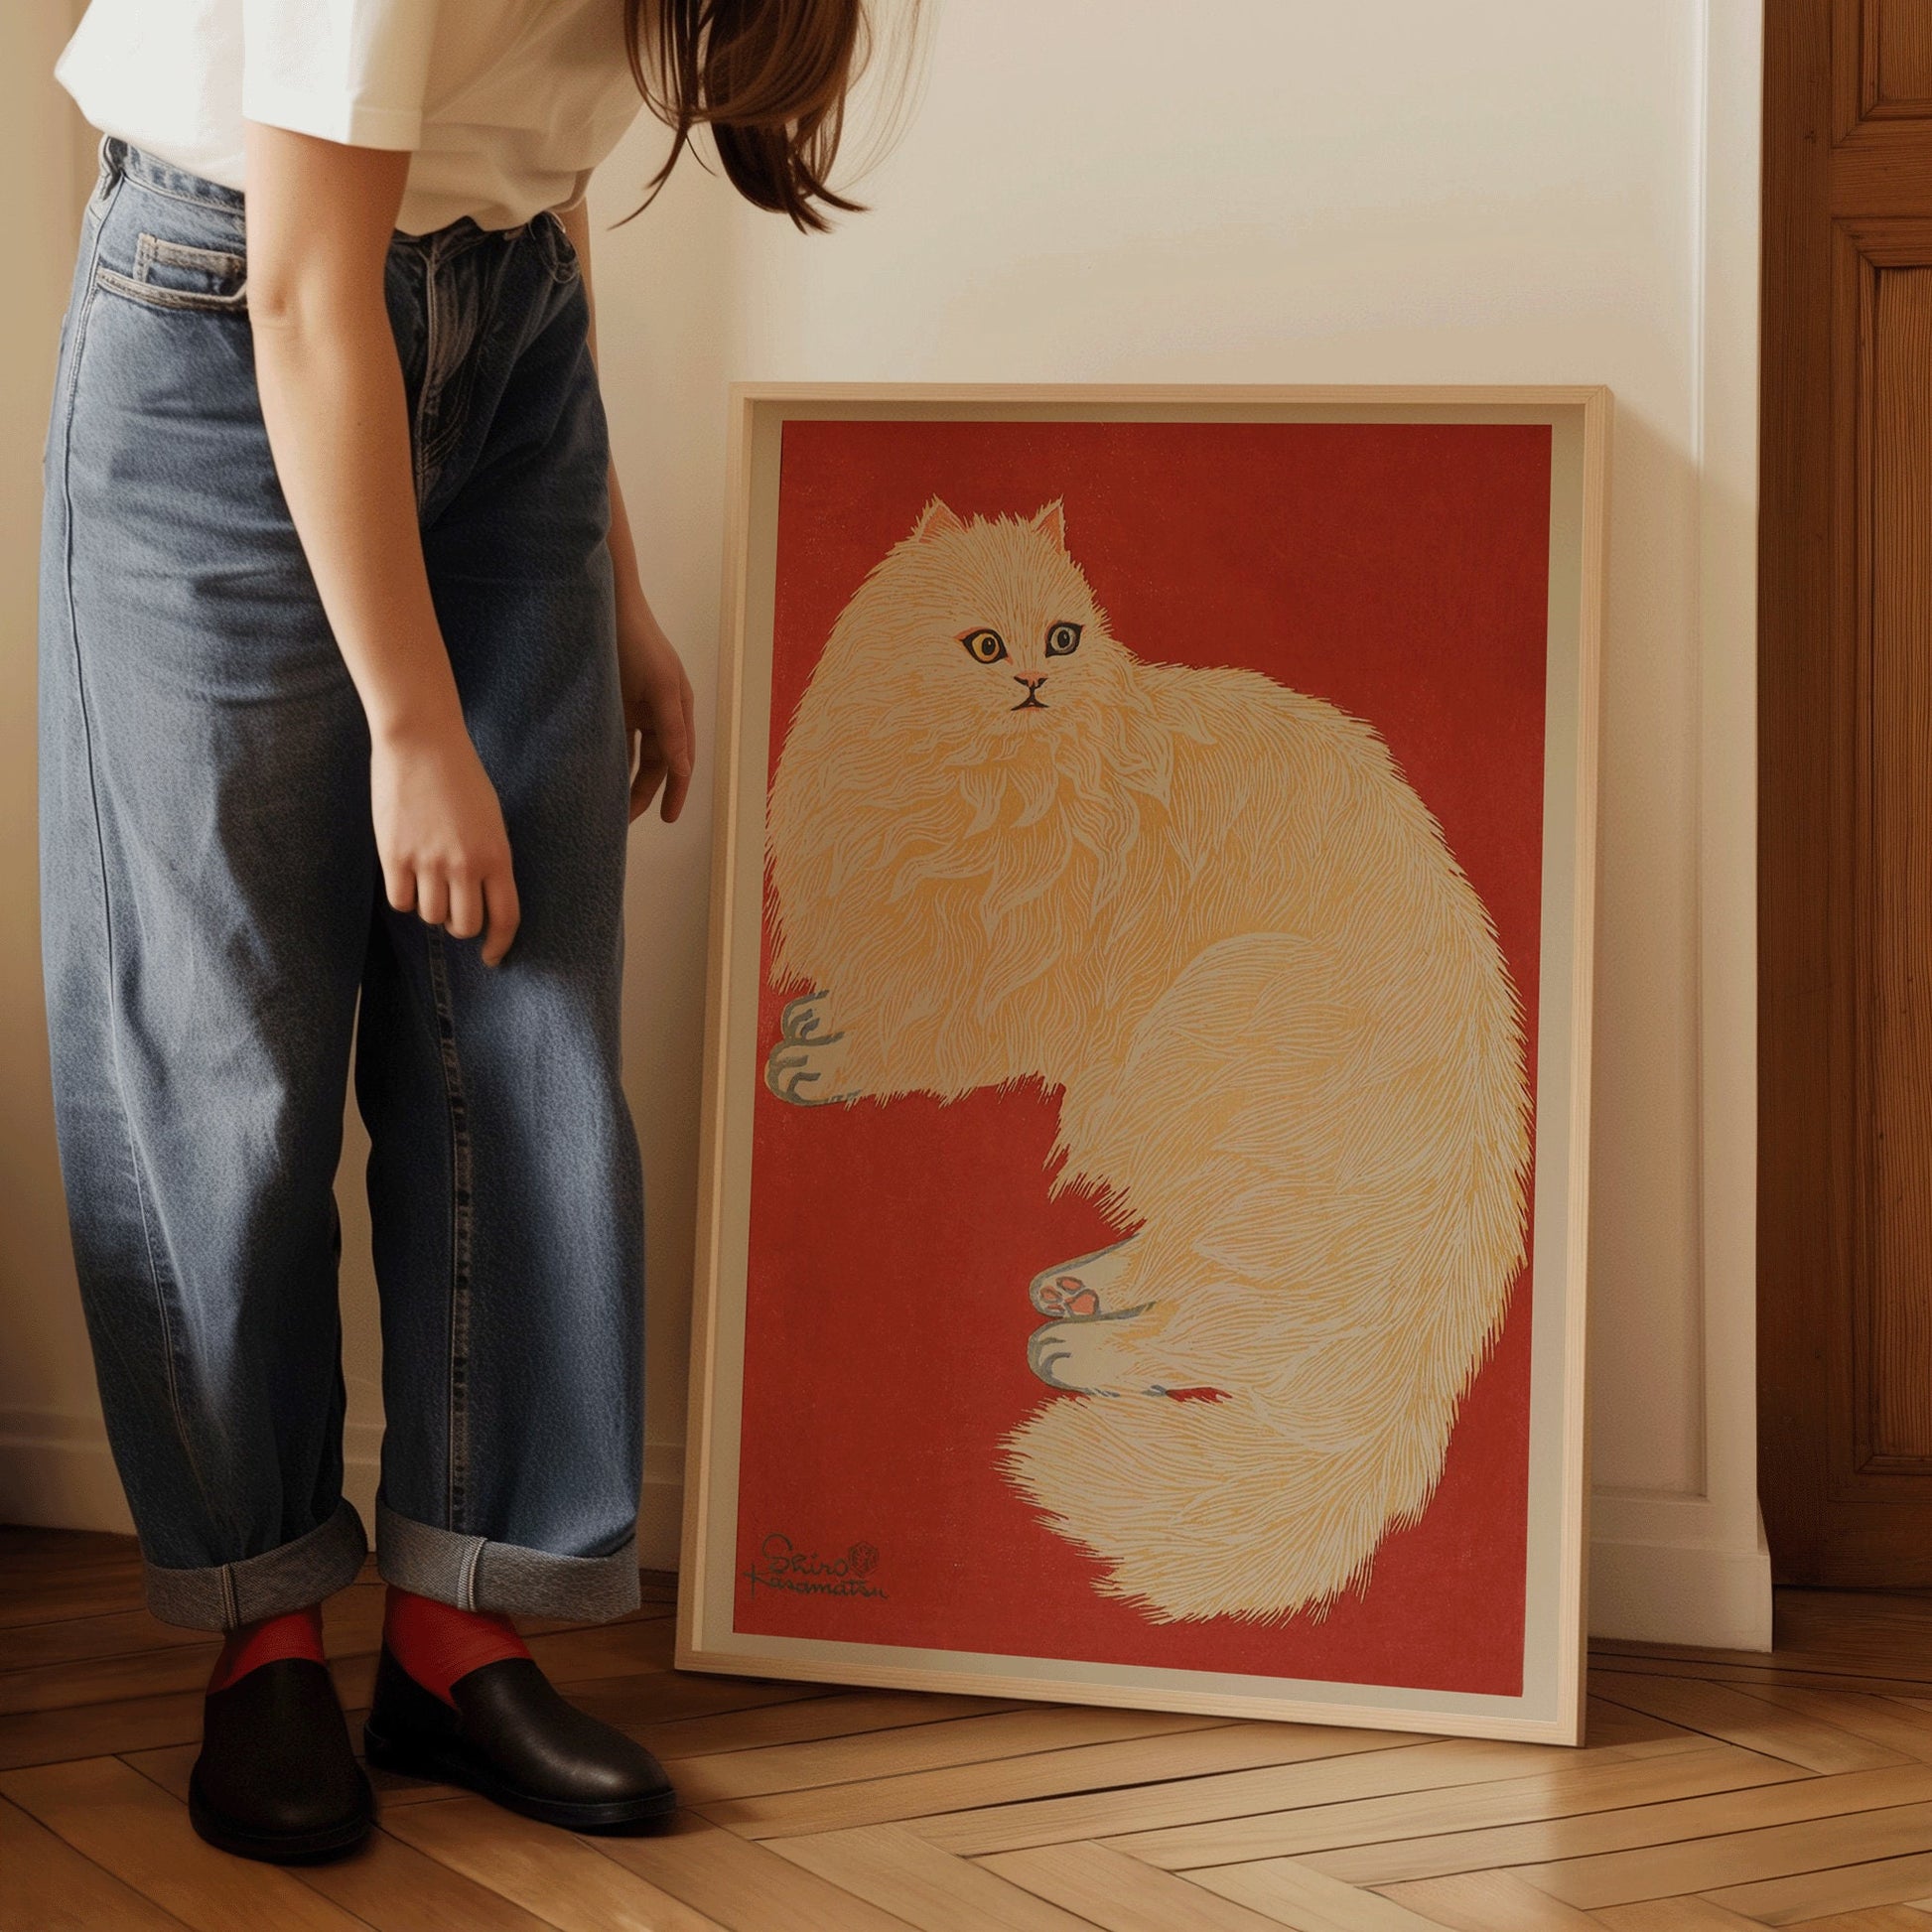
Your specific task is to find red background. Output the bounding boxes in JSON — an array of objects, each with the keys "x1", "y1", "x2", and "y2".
[{"x1": 732, "y1": 418, "x2": 1551, "y2": 1696}]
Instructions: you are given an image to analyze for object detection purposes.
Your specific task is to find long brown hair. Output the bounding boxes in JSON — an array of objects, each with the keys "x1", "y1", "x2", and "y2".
[{"x1": 626, "y1": 0, "x2": 908, "y2": 233}]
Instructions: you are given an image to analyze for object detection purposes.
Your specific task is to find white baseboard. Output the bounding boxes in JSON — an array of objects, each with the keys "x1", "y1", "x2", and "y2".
[
  {"x1": 0, "y1": 1411, "x2": 134, "y2": 1535},
  {"x1": 633, "y1": 1452, "x2": 688, "y2": 1573},
  {"x1": 0, "y1": 1410, "x2": 1773, "y2": 1648},
  {"x1": 1587, "y1": 1520, "x2": 1774, "y2": 1650}
]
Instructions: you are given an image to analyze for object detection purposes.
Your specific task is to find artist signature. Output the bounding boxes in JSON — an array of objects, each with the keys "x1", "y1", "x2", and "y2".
[{"x1": 743, "y1": 1533, "x2": 888, "y2": 1598}]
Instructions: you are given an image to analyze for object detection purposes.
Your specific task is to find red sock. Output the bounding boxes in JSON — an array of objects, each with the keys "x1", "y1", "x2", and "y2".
[
  {"x1": 206, "y1": 1603, "x2": 327, "y2": 1694},
  {"x1": 383, "y1": 1587, "x2": 530, "y2": 1706}
]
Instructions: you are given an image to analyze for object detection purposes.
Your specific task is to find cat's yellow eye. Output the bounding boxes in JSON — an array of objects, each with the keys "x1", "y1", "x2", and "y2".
[
  {"x1": 960, "y1": 627, "x2": 1008, "y2": 664},
  {"x1": 1045, "y1": 621, "x2": 1083, "y2": 657}
]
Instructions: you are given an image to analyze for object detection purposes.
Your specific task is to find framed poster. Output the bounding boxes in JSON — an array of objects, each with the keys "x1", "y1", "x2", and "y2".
[{"x1": 677, "y1": 384, "x2": 1605, "y2": 1744}]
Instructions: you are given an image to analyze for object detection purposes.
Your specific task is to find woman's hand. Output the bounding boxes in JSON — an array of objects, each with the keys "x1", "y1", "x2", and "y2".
[
  {"x1": 371, "y1": 719, "x2": 521, "y2": 965},
  {"x1": 617, "y1": 588, "x2": 696, "y2": 823},
  {"x1": 550, "y1": 200, "x2": 697, "y2": 826}
]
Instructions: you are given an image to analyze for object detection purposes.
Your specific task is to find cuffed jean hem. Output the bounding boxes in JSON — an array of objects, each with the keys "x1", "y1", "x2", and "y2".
[
  {"x1": 374, "y1": 1498, "x2": 641, "y2": 1620},
  {"x1": 143, "y1": 1498, "x2": 369, "y2": 1632}
]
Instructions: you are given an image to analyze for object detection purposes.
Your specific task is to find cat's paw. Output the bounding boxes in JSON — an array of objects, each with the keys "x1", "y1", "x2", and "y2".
[
  {"x1": 1035, "y1": 1277, "x2": 1102, "y2": 1318},
  {"x1": 777, "y1": 991, "x2": 839, "y2": 1045},
  {"x1": 1027, "y1": 1307, "x2": 1161, "y2": 1397},
  {"x1": 765, "y1": 994, "x2": 857, "y2": 1105},
  {"x1": 1030, "y1": 1234, "x2": 1141, "y2": 1316}
]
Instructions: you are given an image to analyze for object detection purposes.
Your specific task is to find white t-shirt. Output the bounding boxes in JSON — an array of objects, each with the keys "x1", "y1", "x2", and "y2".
[{"x1": 57, "y1": 0, "x2": 647, "y2": 234}]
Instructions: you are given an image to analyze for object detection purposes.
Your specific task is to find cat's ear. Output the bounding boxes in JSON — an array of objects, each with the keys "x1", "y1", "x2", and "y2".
[
  {"x1": 910, "y1": 497, "x2": 965, "y2": 544},
  {"x1": 1031, "y1": 498, "x2": 1067, "y2": 548}
]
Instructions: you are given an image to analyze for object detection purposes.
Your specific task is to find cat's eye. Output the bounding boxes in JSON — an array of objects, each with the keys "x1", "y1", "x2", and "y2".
[
  {"x1": 960, "y1": 627, "x2": 1008, "y2": 664},
  {"x1": 1045, "y1": 621, "x2": 1083, "y2": 657}
]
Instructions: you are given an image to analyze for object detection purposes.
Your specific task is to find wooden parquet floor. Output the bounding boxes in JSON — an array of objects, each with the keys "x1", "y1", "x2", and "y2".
[{"x1": 12, "y1": 1532, "x2": 1932, "y2": 1928}]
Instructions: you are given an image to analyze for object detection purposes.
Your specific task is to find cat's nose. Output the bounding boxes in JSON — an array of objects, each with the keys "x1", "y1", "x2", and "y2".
[{"x1": 1015, "y1": 673, "x2": 1046, "y2": 688}]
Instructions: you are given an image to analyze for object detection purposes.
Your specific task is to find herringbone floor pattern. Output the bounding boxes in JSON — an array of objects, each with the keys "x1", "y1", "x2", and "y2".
[{"x1": 9, "y1": 1526, "x2": 1932, "y2": 1929}]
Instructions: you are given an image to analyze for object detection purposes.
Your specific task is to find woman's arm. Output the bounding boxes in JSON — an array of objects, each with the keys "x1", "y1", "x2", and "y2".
[
  {"x1": 243, "y1": 122, "x2": 520, "y2": 962},
  {"x1": 554, "y1": 200, "x2": 697, "y2": 825}
]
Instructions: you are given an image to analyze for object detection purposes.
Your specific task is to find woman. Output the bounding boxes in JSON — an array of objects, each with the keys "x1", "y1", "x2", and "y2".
[{"x1": 43, "y1": 0, "x2": 884, "y2": 1864}]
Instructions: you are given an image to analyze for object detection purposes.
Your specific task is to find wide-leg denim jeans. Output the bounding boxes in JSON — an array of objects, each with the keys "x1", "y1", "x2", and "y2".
[{"x1": 39, "y1": 139, "x2": 645, "y2": 1631}]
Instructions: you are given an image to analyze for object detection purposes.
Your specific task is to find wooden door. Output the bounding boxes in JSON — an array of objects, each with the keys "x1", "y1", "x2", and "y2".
[{"x1": 1761, "y1": 0, "x2": 1932, "y2": 1583}]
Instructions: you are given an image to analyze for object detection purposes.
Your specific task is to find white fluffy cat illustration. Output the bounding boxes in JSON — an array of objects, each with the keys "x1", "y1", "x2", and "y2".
[{"x1": 763, "y1": 497, "x2": 1532, "y2": 1623}]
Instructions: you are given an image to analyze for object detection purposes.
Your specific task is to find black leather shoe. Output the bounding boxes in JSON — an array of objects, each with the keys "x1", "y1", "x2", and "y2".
[
  {"x1": 362, "y1": 1644, "x2": 677, "y2": 1832},
  {"x1": 189, "y1": 1658, "x2": 372, "y2": 1863}
]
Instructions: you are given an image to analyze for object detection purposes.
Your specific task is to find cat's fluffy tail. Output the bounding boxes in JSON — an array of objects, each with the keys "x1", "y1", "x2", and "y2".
[{"x1": 998, "y1": 1391, "x2": 1449, "y2": 1622}]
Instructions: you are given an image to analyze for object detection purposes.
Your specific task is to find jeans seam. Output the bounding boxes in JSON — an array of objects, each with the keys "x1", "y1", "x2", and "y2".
[
  {"x1": 50, "y1": 167, "x2": 218, "y2": 1540},
  {"x1": 424, "y1": 928, "x2": 474, "y2": 1533},
  {"x1": 412, "y1": 229, "x2": 497, "y2": 507},
  {"x1": 543, "y1": 210, "x2": 582, "y2": 285},
  {"x1": 94, "y1": 264, "x2": 249, "y2": 316},
  {"x1": 413, "y1": 241, "x2": 443, "y2": 508},
  {"x1": 140, "y1": 235, "x2": 246, "y2": 277},
  {"x1": 459, "y1": 1535, "x2": 483, "y2": 1610}
]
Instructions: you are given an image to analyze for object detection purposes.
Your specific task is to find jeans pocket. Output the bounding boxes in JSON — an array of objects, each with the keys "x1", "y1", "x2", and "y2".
[{"x1": 95, "y1": 233, "x2": 248, "y2": 315}]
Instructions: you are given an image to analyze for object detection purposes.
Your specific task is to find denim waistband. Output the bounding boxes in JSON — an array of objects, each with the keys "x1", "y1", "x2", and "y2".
[
  {"x1": 103, "y1": 136, "x2": 246, "y2": 214},
  {"x1": 100, "y1": 136, "x2": 536, "y2": 251}
]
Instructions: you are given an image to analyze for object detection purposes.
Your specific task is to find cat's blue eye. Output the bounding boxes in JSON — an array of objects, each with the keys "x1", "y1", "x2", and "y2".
[
  {"x1": 960, "y1": 627, "x2": 1008, "y2": 664},
  {"x1": 1045, "y1": 621, "x2": 1083, "y2": 657}
]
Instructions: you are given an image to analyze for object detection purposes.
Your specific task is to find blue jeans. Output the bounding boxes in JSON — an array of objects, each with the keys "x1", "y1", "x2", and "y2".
[{"x1": 39, "y1": 140, "x2": 645, "y2": 1631}]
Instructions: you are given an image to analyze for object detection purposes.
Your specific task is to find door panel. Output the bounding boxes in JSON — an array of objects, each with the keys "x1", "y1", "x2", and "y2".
[
  {"x1": 1761, "y1": 3, "x2": 1932, "y2": 1581},
  {"x1": 1865, "y1": 1, "x2": 1932, "y2": 120},
  {"x1": 1863, "y1": 246, "x2": 1932, "y2": 1474}
]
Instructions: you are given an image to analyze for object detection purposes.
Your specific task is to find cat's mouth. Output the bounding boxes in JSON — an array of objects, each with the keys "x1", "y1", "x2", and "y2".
[{"x1": 1011, "y1": 693, "x2": 1048, "y2": 711}]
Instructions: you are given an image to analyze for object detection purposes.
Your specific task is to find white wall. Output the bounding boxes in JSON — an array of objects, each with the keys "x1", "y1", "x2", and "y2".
[
  {"x1": 582, "y1": 0, "x2": 1772, "y2": 1647},
  {"x1": 1, "y1": 0, "x2": 1768, "y2": 1648},
  {"x1": 0, "y1": 0, "x2": 112, "y2": 1534}
]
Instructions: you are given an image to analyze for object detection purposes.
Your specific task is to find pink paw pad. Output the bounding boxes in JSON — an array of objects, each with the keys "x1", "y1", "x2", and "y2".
[{"x1": 1038, "y1": 1274, "x2": 1102, "y2": 1317}]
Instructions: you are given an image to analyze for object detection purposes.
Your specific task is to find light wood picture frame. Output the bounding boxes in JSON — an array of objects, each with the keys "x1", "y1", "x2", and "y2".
[{"x1": 677, "y1": 383, "x2": 1607, "y2": 1744}]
